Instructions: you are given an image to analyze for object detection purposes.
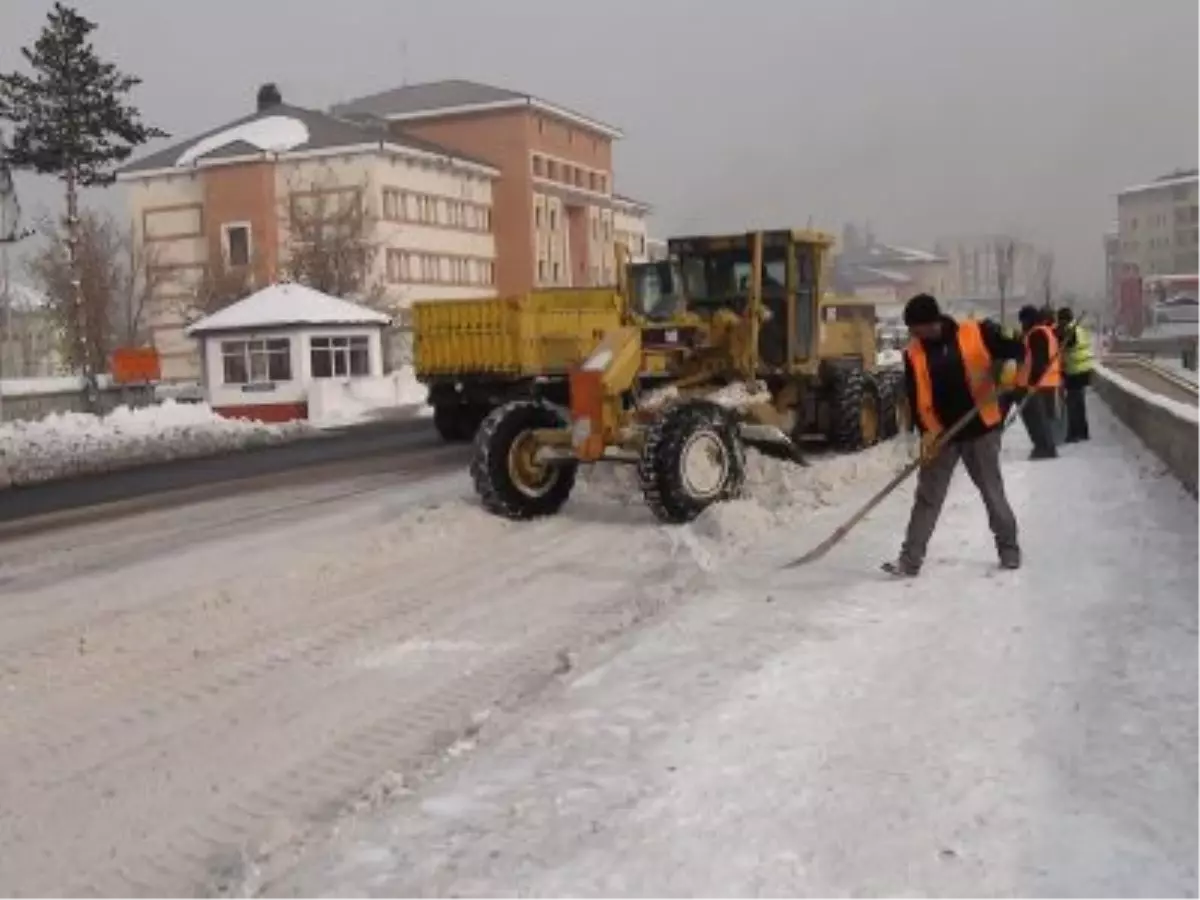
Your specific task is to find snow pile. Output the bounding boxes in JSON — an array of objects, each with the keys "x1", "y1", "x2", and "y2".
[
  {"x1": 1096, "y1": 364, "x2": 1199, "y2": 424},
  {"x1": 690, "y1": 438, "x2": 912, "y2": 554},
  {"x1": 0, "y1": 400, "x2": 312, "y2": 488},
  {"x1": 639, "y1": 381, "x2": 770, "y2": 413},
  {"x1": 307, "y1": 367, "x2": 432, "y2": 429},
  {"x1": 176, "y1": 116, "x2": 310, "y2": 167},
  {"x1": 574, "y1": 433, "x2": 916, "y2": 560},
  {"x1": 877, "y1": 348, "x2": 903, "y2": 367}
]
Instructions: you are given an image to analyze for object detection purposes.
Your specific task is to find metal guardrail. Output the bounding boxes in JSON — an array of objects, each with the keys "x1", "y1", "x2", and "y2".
[{"x1": 1101, "y1": 354, "x2": 1199, "y2": 398}]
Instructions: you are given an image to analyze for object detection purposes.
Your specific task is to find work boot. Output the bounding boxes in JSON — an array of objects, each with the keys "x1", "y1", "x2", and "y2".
[
  {"x1": 998, "y1": 547, "x2": 1022, "y2": 570},
  {"x1": 1028, "y1": 448, "x2": 1057, "y2": 460},
  {"x1": 881, "y1": 558, "x2": 920, "y2": 578}
]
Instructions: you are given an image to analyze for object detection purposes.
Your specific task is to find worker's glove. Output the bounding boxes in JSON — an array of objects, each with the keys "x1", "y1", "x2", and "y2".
[
  {"x1": 919, "y1": 431, "x2": 941, "y2": 466},
  {"x1": 997, "y1": 359, "x2": 1019, "y2": 391}
]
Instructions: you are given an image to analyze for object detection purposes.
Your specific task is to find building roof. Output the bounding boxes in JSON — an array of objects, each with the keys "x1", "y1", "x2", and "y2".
[
  {"x1": 117, "y1": 102, "x2": 496, "y2": 178},
  {"x1": 1118, "y1": 170, "x2": 1199, "y2": 197},
  {"x1": 331, "y1": 78, "x2": 624, "y2": 140},
  {"x1": 612, "y1": 193, "x2": 652, "y2": 214},
  {"x1": 185, "y1": 283, "x2": 391, "y2": 336}
]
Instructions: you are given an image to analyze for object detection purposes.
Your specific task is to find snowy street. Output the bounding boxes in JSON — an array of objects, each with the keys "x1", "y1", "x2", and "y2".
[
  {"x1": 0, "y1": 399, "x2": 1194, "y2": 897},
  {"x1": 272, "y1": 400, "x2": 1197, "y2": 898}
]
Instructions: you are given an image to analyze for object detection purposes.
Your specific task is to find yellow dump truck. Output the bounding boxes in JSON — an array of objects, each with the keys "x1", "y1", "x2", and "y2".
[
  {"x1": 413, "y1": 288, "x2": 630, "y2": 441},
  {"x1": 413, "y1": 258, "x2": 680, "y2": 441}
]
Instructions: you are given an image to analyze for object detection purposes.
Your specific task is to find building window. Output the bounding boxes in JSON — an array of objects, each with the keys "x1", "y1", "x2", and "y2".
[
  {"x1": 311, "y1": 335, "x2": 370, "y2": 378},
  {"x1": 221, "y1": 337, "x2": 290, "y2": 384},
  {"x1": 535, "y1": 205, "x2": 543, "y2": 229},
  {"x1": 549, "y1": 206, "x2": 558, "y2": 231},
  {"x1": 532, "y1": 155, "x2": 545, "y2": 177},
  {"x1": 552, "y1": 261, "x2": 561, "y2": 282},
  {"x1": 222, "y1": 223, "x2": 252, "y2": 268},
  {"x1": 538, "y1": 259, "x2": 547, "y2": 282}
]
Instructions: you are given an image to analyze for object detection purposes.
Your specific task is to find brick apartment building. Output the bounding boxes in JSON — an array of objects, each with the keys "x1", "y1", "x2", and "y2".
[
  {"x1": 117, "y1": 80, "x2": 651, "y2": 381},
  {"x1": 332, "y1": 79, "x2": 651, "y2": 296}
]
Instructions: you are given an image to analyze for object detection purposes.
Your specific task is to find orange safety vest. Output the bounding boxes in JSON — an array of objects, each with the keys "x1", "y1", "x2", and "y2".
[
  {"x1": 906, "y1": 319, "x2": 1002, "y2": 436},
  {"x1": 1018, "y1": 323, "x2": 1062, "y2": 389}
]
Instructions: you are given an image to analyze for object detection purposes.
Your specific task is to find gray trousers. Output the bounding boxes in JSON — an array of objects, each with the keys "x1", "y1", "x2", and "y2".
[{"x1": 900, "y1": 428, "x2": 1019, "y2": 569}]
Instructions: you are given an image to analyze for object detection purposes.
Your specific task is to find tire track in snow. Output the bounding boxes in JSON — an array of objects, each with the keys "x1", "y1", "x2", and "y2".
[{"x1": 0, "y1": 468, "x2": 699, "y2": 897}]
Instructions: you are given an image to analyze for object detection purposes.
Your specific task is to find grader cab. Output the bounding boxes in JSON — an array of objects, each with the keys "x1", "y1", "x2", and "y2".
[{"x1": 469, "y1": 228, "x2": 908, "y2": 525}]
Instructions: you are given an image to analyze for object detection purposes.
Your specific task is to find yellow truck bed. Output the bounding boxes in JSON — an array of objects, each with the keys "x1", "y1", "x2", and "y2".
[{"x1": 413, "y1": 288, "x2": 625, "y2": 379}]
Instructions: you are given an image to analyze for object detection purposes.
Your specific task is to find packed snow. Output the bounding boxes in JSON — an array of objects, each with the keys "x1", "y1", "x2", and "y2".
[
  {"x1": 272, "y1": 398, "x2": 1198, "y2": 897},
  {"x1": 175, "y1": 115, "x2": 310, "y2": 166},
  {"x1": 307, "y1": 367, "x2": 433, "y2": 429},
  {"x1": 1, "y1": 374, "x2": 114, "y2": 397},
  {"x1": 0, "y1": 400, "x2": 311, "y2": 487},
  {"x1": 1096, "y1": 363, "x2": 1199, "y2": 424}
]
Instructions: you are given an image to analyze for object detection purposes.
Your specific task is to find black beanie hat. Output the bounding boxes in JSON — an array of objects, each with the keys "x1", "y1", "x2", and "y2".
[
  {"x1": 903, "y1": 293, "x2": 941, "y2": 327},
  {"x1": 1057, "y1": 306, "x2": 1073, "y2": 322},
  {"x1": 1018, "y1": 304, "x2": 1040, "y2": 325}
]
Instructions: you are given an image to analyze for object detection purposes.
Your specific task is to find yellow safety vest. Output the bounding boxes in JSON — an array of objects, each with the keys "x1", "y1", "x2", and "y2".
[{"x1": 1064, "y1": 324, "x2": 1095, "y2": 375}]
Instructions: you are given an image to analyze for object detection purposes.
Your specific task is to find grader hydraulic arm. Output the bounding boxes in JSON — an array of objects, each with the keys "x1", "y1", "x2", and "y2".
[{"x1": 563, "y1": 326, "x2": 644, "y2": 462}]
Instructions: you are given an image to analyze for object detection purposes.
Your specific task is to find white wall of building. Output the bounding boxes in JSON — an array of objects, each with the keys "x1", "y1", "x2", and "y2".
[
  {"x1": 614, "y1": 204, "x2": 649, "y2": 264},
  {"x1": 200, "y1": 324, "x2": 385, "y2": 409}
]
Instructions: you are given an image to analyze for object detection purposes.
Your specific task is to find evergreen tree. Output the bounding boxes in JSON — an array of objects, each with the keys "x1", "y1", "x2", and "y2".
[
  {"x1": 0, "y1": 2, "x2": 167, "y2": 185},
  {"x1": 0, "y1": 2, "x2": 167, "y2": 405}
]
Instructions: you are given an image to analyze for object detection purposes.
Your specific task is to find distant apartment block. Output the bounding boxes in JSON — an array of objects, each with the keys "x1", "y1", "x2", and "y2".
[
  {"x1": 117, "y1": 88, "x2": 500, "y2": 380},
  {"x1": 1117, "y1": 169, "x2": 1199, "y2": 279},
  {"x1": 332, "y1": 79, "x2": 652, "y2": 295},
  {"x1": 936, "y1": 234, "x2": 1041, "y2": 311}
]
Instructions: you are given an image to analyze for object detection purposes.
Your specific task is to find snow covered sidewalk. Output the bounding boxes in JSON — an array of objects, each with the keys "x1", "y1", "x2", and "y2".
[
  {"x1": 0, "y1": 401, "x2": 312, "y2": 488},
  {"x1": 275, "y1": 400, "x2": 1197, "y2": 897}
]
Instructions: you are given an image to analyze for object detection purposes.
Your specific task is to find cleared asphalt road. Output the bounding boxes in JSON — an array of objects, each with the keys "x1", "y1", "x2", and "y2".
[{"x1": 0, "y1": 418, "x2": 466, "y2": 536}]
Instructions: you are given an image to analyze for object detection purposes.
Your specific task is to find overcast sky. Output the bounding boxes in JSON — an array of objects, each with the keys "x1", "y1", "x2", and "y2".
[{"x1": 2, "y1": 0, "x2": 1196, "y2": 293}]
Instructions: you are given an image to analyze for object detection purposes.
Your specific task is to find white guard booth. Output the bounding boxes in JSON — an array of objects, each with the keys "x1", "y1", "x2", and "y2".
[{"x1": 185, "y1": 283, "x2": 393, "y2": 423}]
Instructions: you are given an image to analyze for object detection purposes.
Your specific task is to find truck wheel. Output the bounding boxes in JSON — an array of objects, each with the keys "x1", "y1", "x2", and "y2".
[
  {"x1": 829, "y1": 369, "x2": 881, "y2": 451},
  {"x1": 471, "y1": 401, "x2": 576, "y2": 520},
  {"x1": 638, "y1": 402, "x2": 746, "y2": 525}
]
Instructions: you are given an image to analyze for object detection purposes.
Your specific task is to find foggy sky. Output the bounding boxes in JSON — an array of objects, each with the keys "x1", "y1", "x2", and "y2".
[{"x1": 2, "y1": 0, "x2": 1197, "y2": 294}]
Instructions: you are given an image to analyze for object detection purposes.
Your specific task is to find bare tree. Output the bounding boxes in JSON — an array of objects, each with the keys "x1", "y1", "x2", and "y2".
[
  {"x1": 185, "y1": 251, "x2": 257, "y2": 321},
  {"x1": 279, "y1": 168, "x2": 387, "y2": 307},
  {"x1": 1036, "y1": 251, "x2": 1055, "y2": 312},
  {"x1": 27, "y1": 208, "x2": 165, "y2": 374},
  {"x1": 993, "y1": 237, "x2": 1015, "y2": 326}
]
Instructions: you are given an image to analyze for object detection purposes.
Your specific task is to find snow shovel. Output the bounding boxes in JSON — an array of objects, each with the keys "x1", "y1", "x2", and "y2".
[
  {"x1": 782, "y1": 316, "x2": 1083, "y2": 570},
  {"x1": 780, "y1": 398, "x2": 992, "y2": 569}
]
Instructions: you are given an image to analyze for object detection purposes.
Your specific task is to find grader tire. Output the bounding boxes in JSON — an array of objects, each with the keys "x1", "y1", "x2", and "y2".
[
  {"x1": 638, "y1": 402, "x2": 746, "y2": 525},
  {"x1": 829, "y1": 369, "x2": 882, "y2": 451},
  {"x1": 877, "y1": 375, "x2": 898, "y2": 439},
  {"x1": 470, "y1": 401, "x2": 576, "y2": 520}
]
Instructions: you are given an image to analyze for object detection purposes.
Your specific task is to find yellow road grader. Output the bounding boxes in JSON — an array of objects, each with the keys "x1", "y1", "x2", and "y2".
[{"x1": 470, "y1": 228, "x2": 909, "y2": 524}]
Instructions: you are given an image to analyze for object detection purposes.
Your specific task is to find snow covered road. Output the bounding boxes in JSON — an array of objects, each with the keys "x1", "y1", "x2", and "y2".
[
  {"x1": 271, "y1": 400, "x2": 1198, "y2": 898},
  {"x1": 0, "y1": 424, "x2": 913, "y2": 896}
]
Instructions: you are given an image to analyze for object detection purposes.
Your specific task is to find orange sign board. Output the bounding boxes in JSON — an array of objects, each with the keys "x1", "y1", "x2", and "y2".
[{"x1": 110, "y1": 346, "x2": 162, "y2": 384}]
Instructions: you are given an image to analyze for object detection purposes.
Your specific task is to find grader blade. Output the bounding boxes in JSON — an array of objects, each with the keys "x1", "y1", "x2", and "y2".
[{"x1": 738, "y1": 423, "x2": 811, "y2": 467}]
